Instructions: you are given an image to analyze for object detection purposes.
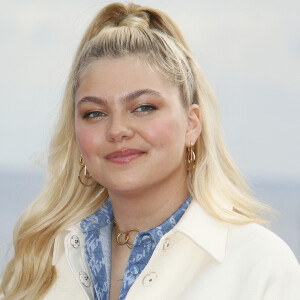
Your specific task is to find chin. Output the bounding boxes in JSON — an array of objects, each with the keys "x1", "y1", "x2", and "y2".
[
  {"x1": 100, "y1": 177, "x2": 146, "y2": 196},
  {"x1": 107, "y1": 185, "x2": 145, "y2": 197}
]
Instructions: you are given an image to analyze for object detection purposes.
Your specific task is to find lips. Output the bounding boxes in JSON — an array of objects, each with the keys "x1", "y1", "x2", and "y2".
[{"x1": 105, "y1": 148, "x2": 145, "y2": 164}]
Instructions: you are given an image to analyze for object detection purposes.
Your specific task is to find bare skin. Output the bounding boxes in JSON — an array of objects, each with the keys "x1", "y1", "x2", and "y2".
[
  {"x1": 108, "y1": 181, "x2": 189, "y2": 299},
  {"x1": 75, "y1": 56, "x2": 202, "y2": 300}
]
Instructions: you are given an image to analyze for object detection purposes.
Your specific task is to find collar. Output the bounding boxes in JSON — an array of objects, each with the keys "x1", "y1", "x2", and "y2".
[
  {"x1": 80, "y1": 198, "x2": 114, "y2": 233},
  {"x1": 53, "y1": 198, "x2": 229, "y2": 265},
  {"x1": 172, "y1": 199, "x2": 229, "y2": 263},
  {"x1": 131, "y1": 196, "x2": 192, "y2": 246},
  {"x1": 80, "y1": 196, "x2": 192, "y2": 240}
]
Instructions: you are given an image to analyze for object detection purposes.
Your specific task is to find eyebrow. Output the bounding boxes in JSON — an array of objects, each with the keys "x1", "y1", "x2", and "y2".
[{"x1": 76, "y1": 88, "x2": 161, "y2": 109}]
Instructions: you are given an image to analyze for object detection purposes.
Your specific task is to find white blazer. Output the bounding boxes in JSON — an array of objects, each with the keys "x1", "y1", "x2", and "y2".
[{"x1": 43, "y1": 200, "x2": 300, "y2": 300}]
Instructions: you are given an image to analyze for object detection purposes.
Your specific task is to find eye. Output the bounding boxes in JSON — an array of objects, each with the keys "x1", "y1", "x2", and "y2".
[
  {"x1": 83, "y1": 111, "x2": 106, "y2": 119},
  {"x1": 133, "y1": 104, "x2": 157, "y2": 113}
]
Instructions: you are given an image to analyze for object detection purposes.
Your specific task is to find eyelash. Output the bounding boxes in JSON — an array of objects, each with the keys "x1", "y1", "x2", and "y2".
[
  {"x1": 133, "y1": 104, "x2": 157, "y2": 113},
  {"x1": 82, "y1": 104, "x2": 157, "y2": 120},
  {"x1": 83, "y1": 111, "x2": 106, "y2": 119}
]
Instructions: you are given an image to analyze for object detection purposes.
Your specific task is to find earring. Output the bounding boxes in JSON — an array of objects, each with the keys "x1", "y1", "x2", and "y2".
[
  {"x1": 186, "y1": 142, "x2": 196, "y2": 171},
  {"x1": 78, "y1": 155, "x2": 96, "y2": 186}
]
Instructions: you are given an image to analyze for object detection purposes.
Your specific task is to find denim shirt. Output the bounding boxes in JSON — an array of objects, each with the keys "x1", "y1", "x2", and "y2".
[{"x1": 81, "y1": 196, "x2": 192, "y2": 300}]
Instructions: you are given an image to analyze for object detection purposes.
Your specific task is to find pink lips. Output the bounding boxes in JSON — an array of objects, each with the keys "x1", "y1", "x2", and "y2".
[{"x1": 105, "y1": 149, "x2": 145, "y2": 164}]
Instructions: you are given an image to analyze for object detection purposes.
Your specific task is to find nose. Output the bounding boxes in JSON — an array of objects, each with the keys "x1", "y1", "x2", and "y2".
[{"x1": 106, "y1": 112, "x2": 134, "y2": 142}]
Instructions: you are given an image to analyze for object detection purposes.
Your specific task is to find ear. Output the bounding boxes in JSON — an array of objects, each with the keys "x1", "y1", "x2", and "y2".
[{"x1": 185, "y1": 104, "x2": 202, "y2": 147}]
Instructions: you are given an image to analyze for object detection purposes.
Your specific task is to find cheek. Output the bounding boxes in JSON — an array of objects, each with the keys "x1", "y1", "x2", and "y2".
[
  {"x1": 75, "y1": 126, "x2": 105, "y2": 158},
  {"x1": 143, "y1": 117, "x2": 186, "y2": 147}
]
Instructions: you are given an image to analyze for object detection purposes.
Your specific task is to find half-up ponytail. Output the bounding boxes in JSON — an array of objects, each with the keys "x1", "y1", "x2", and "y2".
[
  {"x1": 1, "y1": 2, "x2": 268, "y2": 299},
  {"x1": 76, "y1": 3, "x2": 191, "y2": 58}
]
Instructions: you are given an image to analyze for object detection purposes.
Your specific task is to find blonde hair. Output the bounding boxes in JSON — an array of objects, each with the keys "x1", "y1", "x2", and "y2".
[{"x1": 1, "y1": 3, "x2": 268, "y2": 299}]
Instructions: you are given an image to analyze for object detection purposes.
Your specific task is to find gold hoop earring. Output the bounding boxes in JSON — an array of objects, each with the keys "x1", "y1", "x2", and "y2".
[
  {"x1": 78, "y1": 155, "x2": 96, "y2": 186},
  {"x1": 186, "y1": 142, "x2": 196, "y2": 172}
]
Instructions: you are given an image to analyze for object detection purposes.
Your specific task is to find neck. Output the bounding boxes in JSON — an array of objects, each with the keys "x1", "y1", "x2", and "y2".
[{"x1": 108, "y1": 167, "x2": 189, "y2": 231}]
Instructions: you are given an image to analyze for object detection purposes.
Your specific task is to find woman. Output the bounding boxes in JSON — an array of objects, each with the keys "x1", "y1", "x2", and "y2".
[{"x1": 1, "y1": 2, "x2": 300, "y2": 300}]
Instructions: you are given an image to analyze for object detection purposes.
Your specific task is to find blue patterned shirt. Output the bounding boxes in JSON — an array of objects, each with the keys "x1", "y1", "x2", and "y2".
[{"x1": 81, "y1": 196, "x2": 192, "y2": 300}]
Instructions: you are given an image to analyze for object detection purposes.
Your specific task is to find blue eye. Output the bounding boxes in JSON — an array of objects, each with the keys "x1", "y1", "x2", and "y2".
[
  {"x1": 134, "y1": 105, "x2": 157, "y2": 113},
  {"x1": 83, "y1": 111, "x2": 106, "y2": 119}
]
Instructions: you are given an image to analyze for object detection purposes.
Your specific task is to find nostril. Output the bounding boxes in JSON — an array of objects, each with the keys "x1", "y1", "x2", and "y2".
[
  {"x1": 107, "y1": 117, "x2": 134, "y2": 142},
  {"x1": 107, "y1": 127, "x2": 134, "y2": 142}
]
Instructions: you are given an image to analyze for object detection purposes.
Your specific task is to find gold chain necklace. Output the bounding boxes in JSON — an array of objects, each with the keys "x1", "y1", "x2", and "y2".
[{"x1": 113, "y1": 220, "x2": 141, "y2": 249}]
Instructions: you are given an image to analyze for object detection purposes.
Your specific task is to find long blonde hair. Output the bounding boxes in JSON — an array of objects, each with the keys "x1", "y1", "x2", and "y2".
[{"x1": 1, "y1": 3, "x2": 268, "y2": 299}]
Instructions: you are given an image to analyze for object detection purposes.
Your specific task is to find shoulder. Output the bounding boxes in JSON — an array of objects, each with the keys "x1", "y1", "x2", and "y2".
[
  {"x1": 177, "y1": 199, "x2": 300, "y2": 268},
  {"x1": 228, "y1": 223, "x2": 300, "y2": 298},
  {"x1": 169, "y1": 203, "x2": 300, "y2": 299},
  {"x1": 228, "y1": 222, "x2": 298, "y2": 264},
  {"x1": 227, "y1": 223, "x2": 300, "y2": 292}
]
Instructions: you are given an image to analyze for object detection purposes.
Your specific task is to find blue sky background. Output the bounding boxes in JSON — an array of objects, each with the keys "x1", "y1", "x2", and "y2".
[{"x1": 0, "y1": 0, "x2": 299, "y2": 269}]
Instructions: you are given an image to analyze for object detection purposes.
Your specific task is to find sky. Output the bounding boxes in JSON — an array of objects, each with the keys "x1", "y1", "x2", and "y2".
[{"x1": 0, "y1": 0, "x2": 299, "y2": 180}]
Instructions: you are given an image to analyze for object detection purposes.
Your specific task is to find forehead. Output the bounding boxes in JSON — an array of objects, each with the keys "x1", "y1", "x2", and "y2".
[{"x1": 75, "y1": 55, "x2": 181, "y2": 103}]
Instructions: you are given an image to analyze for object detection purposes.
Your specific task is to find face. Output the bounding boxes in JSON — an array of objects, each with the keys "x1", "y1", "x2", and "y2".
[{"x1": 75, "y1": 56, "x2": 196, "y2": 196}]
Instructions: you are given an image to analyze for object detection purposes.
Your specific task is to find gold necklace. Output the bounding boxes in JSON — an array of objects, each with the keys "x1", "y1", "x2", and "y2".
[{"x1": 113, "y1": 220, "x2": 141, "y2": 249}]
